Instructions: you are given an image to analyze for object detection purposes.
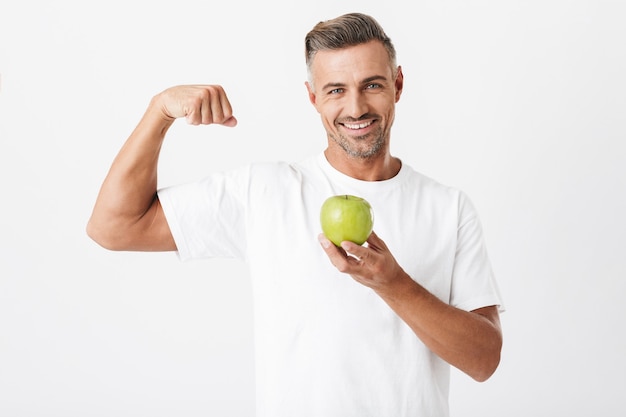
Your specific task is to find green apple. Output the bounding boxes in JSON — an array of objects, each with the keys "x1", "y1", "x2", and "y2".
[{"x1": 320, "y1": 194, "x2": 374, "y2": 246}]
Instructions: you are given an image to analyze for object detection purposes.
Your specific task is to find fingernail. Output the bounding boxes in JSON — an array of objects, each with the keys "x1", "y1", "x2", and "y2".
[{"x1": 318, "y1": 234, "x2": 330, "y2": 248}]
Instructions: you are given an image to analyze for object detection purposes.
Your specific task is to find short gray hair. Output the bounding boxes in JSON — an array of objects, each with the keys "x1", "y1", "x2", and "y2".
[{"x1": 304, "y1": 13, "x2": 397, "y2": 85}]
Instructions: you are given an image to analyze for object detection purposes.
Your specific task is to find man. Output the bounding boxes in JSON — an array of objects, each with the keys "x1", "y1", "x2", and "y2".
[{"x1": 88, "y1": 12, "x2": 503, "y2": 417}]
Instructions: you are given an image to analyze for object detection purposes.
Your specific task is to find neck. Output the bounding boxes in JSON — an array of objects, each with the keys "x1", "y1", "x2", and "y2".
[{"x1": 324, "y1": 148, "x2": 401, "y2": 181}]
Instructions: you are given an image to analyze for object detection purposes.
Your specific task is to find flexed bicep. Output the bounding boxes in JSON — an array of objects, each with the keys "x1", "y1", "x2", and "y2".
[{"x1": 87, "y1": 84, "x2": 236, "y2": 251}]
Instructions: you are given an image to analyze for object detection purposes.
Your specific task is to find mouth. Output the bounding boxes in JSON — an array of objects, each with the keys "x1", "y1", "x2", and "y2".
[
  {"x1": 342, "y1": 120, "x2": 374, "y2": 130},
  {"x1": 339, "y1": 117, "x2": 378, "y2": 135}
]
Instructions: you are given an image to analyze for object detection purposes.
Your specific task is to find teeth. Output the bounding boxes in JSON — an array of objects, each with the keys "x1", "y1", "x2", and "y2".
[{"x1": 344, "y1": 121, "x2": 372, "y2": 129}]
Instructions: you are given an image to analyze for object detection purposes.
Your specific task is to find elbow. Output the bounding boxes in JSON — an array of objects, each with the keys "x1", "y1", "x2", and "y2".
[
  {"x1": 471, "y1": 352, "x2": 501, "y2": 383},
  {"x1": 471, "y1": 335, "x2": 503, "y2": 383},
  {"x1": 86, "y1": 218, "x2": 124, "y2": 251}
]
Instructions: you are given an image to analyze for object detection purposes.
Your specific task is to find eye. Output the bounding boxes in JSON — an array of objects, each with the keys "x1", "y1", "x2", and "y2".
[
  {"x1": 365, "y1": 83, "x2": 382, "y2": 90},
  {"x1": 329, "y1": 88, "x2": 344, "y2": 94}
]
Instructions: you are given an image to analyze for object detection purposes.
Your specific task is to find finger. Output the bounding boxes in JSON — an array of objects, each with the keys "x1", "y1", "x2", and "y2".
[
  {"x1": 318, "y1": 234, "x2": 353, "y2": 272},
  {"x1": 208, "y1": 86, "x2": 238, "y2": 126},
  {"x1": 203, "y1": 86, "x2": 223, "y2": 124},
  {"x1": 184, "y1": 90, "x2": 206, "y2": 125},
  {"x1": 199, "y1": 88, "x2": 212, "y2": 125},
  {"x1": 222, "y1": 115, "x2": 238, "y2": 127},
  {"x1": 217, "y1": 87, "x2": 236, "y2": 125},
  {"x1": 341, "y1": 230, "x2": 382, "y2": 257},
  {"x1": 364, "y1": 230, "x2": 388, "y2": 252},
  {"x1": 340, "y1": 240, "x2": 371, "y2": 265}
]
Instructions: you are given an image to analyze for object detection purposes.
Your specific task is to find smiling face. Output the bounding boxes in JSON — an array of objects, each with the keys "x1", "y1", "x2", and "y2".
[{"x1": 306, "y1": 40, "x2": 403, "y2": 162}]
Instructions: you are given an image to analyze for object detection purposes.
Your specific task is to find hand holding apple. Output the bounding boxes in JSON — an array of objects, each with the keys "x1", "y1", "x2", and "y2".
[{"x1": 320, "y1": 195, "x2": 374, "y2": 246}]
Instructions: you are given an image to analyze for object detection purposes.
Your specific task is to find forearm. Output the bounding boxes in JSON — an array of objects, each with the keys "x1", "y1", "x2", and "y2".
[
  {"x1": 87, "y1": 98, "x2": 173, "y2": 248},
  {"x1": 376, "y1": 275, "x2": 502, "y2": 382},
  {"x1": 318, "y1": 232, "x2": 503, "y2": 381}
]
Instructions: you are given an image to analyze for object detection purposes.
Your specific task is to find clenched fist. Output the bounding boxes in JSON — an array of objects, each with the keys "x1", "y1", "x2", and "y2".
[{"x1": 154, "y1": 85, "x2": 238, "y2": 127}]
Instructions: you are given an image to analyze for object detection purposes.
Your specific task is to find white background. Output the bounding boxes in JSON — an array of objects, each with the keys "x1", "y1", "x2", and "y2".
[{"x1": 1, "y1": 0, "x2": 625, "y2": 416}]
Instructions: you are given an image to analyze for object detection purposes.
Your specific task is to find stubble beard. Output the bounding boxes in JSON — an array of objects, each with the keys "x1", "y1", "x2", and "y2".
[{"x1": 330, "y1": 125, "x2": 386, "y2": 160}]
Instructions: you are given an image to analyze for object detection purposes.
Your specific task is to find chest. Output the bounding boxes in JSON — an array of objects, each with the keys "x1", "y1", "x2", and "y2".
[{"x1": 246, "y1": 181, "x2": 458, "y2": 302}]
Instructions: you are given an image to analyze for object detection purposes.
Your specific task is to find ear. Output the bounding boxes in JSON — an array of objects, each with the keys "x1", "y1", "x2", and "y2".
[
  {"x1": 305, "y1": 81, "x2": 318, "y2": 107},
  {"x1": 394, "y1": 66, "x2": 404, "y2": 102}
]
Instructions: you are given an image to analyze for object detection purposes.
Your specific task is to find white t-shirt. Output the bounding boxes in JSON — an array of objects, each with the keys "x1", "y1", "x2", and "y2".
[{"x1": 158, "y1": 152, "x2": 503, "y2": 417}]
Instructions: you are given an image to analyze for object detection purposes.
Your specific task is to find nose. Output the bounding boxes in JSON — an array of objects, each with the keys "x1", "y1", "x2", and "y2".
[{"x1": 346, "y1": 91, "x2": 369, "y2": 119}]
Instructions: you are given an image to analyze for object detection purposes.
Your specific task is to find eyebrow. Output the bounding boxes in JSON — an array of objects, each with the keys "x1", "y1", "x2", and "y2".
[{"x1": 321, "y1": 75, "x2": 389, "y2": 91}]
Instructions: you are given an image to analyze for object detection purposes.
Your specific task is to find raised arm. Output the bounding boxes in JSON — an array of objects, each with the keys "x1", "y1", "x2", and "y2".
[{"x1": 86, "y1": 85, "x2": 237, "y2": 251}]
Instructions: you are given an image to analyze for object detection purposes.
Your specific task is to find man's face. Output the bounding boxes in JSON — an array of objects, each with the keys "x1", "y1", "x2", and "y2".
[{"x1": 306, "y1": 40, "x2": 403, "y2": 160}]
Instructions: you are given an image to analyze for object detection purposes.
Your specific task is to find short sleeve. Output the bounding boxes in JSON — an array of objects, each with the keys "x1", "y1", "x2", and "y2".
[
  {"x1": 450, "y1": 193, "x2": 504, "y2": 312},
  {"x1": 157, "y1": 166, "x2": 249, "y2": 261}
]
